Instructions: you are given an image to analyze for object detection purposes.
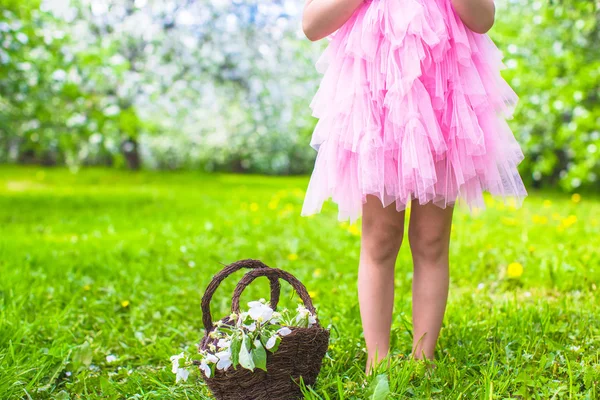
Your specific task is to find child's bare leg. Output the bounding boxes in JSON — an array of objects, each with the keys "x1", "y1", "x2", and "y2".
[
  {"x1": 408, "y1": 201, "x2": 454, "y2": 360},
  {"x1": 358, "y1": 195, "x2": 405, "y2": 373}
]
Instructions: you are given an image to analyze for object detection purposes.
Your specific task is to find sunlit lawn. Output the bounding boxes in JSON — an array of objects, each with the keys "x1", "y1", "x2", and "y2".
[{"x1": 0, "y1": 166, "x2": 599, "y2": 399}]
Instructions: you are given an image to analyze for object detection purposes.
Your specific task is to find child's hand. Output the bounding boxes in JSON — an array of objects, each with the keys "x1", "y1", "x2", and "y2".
[
  {"x1": 451, "y1": 0, "x2": 496, "y2": 34},
  {"x1": 302, "y1": 0, "x2": 366, "y2": 42}
]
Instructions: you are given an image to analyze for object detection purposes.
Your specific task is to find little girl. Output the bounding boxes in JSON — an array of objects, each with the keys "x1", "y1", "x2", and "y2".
[{"x1": 299, "y1": 0, "x2": 527, "y2": 372}]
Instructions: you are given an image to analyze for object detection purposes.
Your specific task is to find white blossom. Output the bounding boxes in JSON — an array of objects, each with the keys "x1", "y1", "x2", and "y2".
[
  {"x1": 247, "y1": 301, "x2": 274, "y2": 322},
  {"x1": 175, "y1": 367, "x2": 190, "y2": 383},
  {"x1": 243, "y1": 322, "x2": 257, "y2": 332},
  {"x1": 169, "y1": 352, "x2": 185, "y2": 374},
  {"x1": 265, "y1": 335, "x2": 277, "y2": 350},
  {"x1": 199, "y1": 360, "x2": 211, "y2": 378},
  {"x1": 205, "y1": 353, "x2": 219, "y2": 364},
  {"x1": 215, "y1": 350, "x2": 232, "y2": 370},
  {"x1": 277, "y1": 327, "x2": 292, "y2": 336}
]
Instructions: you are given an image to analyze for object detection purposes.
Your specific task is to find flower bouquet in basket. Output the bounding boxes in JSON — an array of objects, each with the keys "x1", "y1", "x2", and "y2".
[{"x1": 170, "y1": 259, "x2": 330, "y2": 400}]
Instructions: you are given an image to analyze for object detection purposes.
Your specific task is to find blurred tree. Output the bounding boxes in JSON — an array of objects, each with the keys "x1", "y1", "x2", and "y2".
[
  {"x1": 1, "y1": 0, "x2": 598, "y2": 189},
  {"x1": 492, "y1": 0, "x2": 600, "y2": 190}
]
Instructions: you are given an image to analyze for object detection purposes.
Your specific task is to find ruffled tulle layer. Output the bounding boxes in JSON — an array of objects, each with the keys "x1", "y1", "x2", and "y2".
[{"x1": 300, "y1": 0, "x2": 527, "y2": 223}]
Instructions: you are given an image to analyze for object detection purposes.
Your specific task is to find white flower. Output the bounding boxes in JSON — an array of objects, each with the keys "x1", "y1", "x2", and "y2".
[
  {"x1": 106, "y1": 354, "x2": 117, "y2": 363},
  {"x1": 248, "y1": 301, "x2": 274, "y2": 322},
  {"x1": 175, "y1": 367, "x2": 190, "y2": 383},
  {"x1": 243, "y1": 322, "x2": 256, "y2": 332},
  {"x1": 296, "y1": 304, "x2": 309, "y2": 314},
  {"x1": 215, "y1": 350, "x2": 232, "y2": 370},
  {"x1": 270, "y1": 311, "x2": 282, "y2": 324},
  {"x1": 295, "y1": 304, "x2": 316, "y2": 327},
  {"x1": 295, "y1": 305, "x2": 310, "y2": 323},
  {"x1": 205, "y1": 353, "x2": 218, "y2": 364},
  {"x1": 199, "y1": 360, "x2": 211, "y2": 378},
  {"x1": 170, "y1": 352, "x2": 185, "y2": 374},
  {"x1": 217, "y1": 338, "x2": 231, "y2": 349},
  {"x1": 277, "y1": 327, "x2": 292, "y2": 336},
  {"x1": 236, "y1": 312, "x2": 249, "y2": 326},
  {"x1": 265, "y1": 335, "x2": 277, "y2": 350}
]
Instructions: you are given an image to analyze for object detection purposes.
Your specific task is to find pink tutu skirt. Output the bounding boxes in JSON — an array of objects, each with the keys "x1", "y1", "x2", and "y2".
[{"x1": 300, "y1": 0, "x2": 528, "y2": 223}]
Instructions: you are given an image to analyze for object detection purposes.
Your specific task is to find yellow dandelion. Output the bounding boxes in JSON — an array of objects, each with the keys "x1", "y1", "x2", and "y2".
[
  {"x1": 313, "y1": 269, "x2": 323, "y2": 278},
  {"x1": 83, "y1": 284, "x2": 91, "y2": 291},
  {"x1": 287, "y1": 253, "x2": 298, "y2": 261},
  {"x1": 562, "y1": 215, "x2": 578, "y2": 228},
  {"x1": 250, "y1": 203, "x2": 259, "y2": 212},
  {"x1": 121, "y1": 300, "x2": 130, "y2": 308},
  {"x1": 348, "y1": 224, "x2": 361, "y2": 236},
  {"x1": 532, "y1": 215, "x2": 548, "y2": 225},
  {"x1": 268, "y1": 200, "x2": 279, "y2": 210},
  {"x1": 543, "y1": 200, "x2": 552, "y2": 208},
  {"x1": 308, "y1": 290, "x2": 318, "y2": 298},
  {"x1": 506, "y1": 262, "x2": 524, "y2": 279},
  {"x1": 571, "y1": 193, "x2": 581, "y2": 203}
]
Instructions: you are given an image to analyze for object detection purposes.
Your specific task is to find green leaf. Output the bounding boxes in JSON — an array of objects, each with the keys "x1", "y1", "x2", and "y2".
[
  {"x1": 252, "y1": 340, "x2": 267, "y2": 372},
  {"x1": 71, "y1": 341, "x2": 93, "y2": 370},
  {"x1": 55, "y1": 391, "x2": 70, "y2": 400},
  {"x1": 230, "y1": 336, "x2": 241, "y2": 368},
  {"x1": 238, "y1": 336, "x2": 255, "y2": 371},
  {"x1": 369, "y1": 374, "x2": 390, "y2": 400},
  {"x1": 259, "y1": 330, "x2": 270, "y2": 345}
]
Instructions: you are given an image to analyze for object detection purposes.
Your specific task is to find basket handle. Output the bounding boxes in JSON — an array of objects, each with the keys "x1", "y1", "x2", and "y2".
[
  {"x1": 201, "y1": 259, "x2": 281, "y2": 332},
  {"x1": 231, "y1": 268, "x2": 320, "y2": 326}
]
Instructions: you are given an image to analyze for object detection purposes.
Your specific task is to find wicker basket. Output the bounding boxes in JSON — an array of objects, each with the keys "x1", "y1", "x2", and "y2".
[{"x1": 198, "y1": 259, "x2": 330, "y2": 400}]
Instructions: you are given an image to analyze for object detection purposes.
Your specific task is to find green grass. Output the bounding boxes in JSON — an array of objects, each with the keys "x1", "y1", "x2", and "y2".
[{"x1": 0, "y1": 165, "x2": 599, "y2": 399}]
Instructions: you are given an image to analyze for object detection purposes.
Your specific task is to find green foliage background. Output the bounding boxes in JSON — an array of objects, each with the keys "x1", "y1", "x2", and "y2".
[{"x1": 1, "y1": 0, "x2": 599, "y2": 189}]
